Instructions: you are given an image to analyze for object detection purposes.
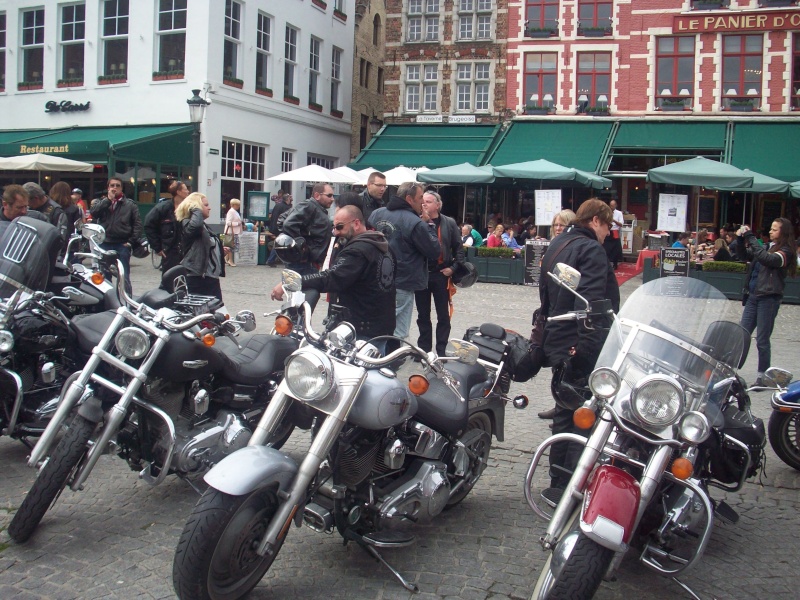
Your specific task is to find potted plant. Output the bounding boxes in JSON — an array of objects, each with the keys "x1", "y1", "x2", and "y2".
[
  {"x1": 18, "y1": 81, "x2": 43, "y2": 91},
  {"x1": 660, "y1": 98, "x2": 688, "y2": 112},
  {"x1": 333, "y1": 8, "x2": 347, "y2": 21},
  {"x1": 309, "y1": 101, "x2": 323, "y2": 112},
  {"x1": 99, "y1": 74, "x2": 127, "y2": 85},
  {"x1": 526, "y1": 26, "x2": 556, "y2": 38},
  {"x1": 584, "y1": 105, "x2": 610, "y2": 115},
  {"x1": 284, "y1": 94, "x2": 300, "y2": 105},
  {"x1": 471, "y1": 247, "x2": 525, "y2": 284},
  {"x1": 223, "y1": 77, "x2": 244, "y2": 88},
  {"x1": 153, "y1": 70, "x2": 184, "y2": 81},
  {"x1": 57, "y1": 77, "x2": 84, "y2": 88},
  {"x1": 580, "y1": 26, "x2": 611, "y2": 37},
  {"x1": 691, "y1": 261, "x2": 746, "y2": 300},
  {"x1": 728, "y1": 98, "x2": 754, "y2": 112},
  {"x1": 255, "y1": 86, "x2": 273, "y2": 97},
  {"x1": 524, "y1": 104, "x2": 552, "y2": 116}
]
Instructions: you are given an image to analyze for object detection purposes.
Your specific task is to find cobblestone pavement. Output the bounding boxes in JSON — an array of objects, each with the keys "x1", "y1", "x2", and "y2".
[{"x1": 1, "y1": 258, "x2": 798, "y2": 599}]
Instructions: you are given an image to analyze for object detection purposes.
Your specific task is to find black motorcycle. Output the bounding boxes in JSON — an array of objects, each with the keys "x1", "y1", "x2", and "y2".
[{"x1": 7, "y1": 257, "x2": 300, "y2": 543}]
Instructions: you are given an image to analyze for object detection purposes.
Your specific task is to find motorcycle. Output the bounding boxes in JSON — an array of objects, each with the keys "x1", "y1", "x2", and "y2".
[
  {"x1": 767, "y1": 374, "x2": 800, "y2": 471},
  {"x1": 7, "y1": 256, "x2": 300, "y2": 543},
  {"x1": 527, "y1": 267, "x2": 774, "y2": 600},
  {"x1": 171, "y1": 270, "x2": 512, "y2": 600}
]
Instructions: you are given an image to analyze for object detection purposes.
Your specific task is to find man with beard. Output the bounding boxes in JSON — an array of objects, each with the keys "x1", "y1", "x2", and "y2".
[
  {"x1": 270, "y1": 205, "x2": 395, "y2": 348},
  {"x1": 538, "y1": 198, "x2": 620, "y2": 506}
]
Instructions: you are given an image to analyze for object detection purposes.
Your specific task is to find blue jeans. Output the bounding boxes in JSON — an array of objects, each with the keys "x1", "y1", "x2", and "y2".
[
  {"x1": 100, "y1": 242, "x2": 132, "y2": 296},
  {"x1": 394, "y1": 289, "x2": 415, "y2": 339},
  {"x1": 740, "y1": 293, "x2": 782, "y2": 373}
]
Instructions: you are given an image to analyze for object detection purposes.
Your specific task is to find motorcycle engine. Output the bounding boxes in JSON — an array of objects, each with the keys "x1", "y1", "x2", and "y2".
[
  {"x1": 376, "y1": 460, "x2": 450, "y2": 527},
  {"x1": 169, "y1": 410, "x2": 252, "y2": 474}
]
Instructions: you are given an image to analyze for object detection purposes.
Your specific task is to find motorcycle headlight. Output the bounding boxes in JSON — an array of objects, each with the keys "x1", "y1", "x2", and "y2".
[
  {"x1": 588, "y1": 368, "x2": 620, "y2": 399},
  {"x1": 285, "y1": 348, "x2": 335, "y2": 402},
  {"x1": 114, "y1": 327, "x2": 150, "y2": 359},
  {"x1": 0, "y1": 330, "x2": 14, "y2": 353},
  {"x1": 630, "y1": 374, "x2": 684, "y2": 428},
  {"x1": 678, "y1": 411, "x2": 711, "y2": 444}
]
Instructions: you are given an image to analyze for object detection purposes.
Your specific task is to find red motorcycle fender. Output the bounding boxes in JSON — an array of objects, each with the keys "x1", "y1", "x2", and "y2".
[{"x1": 579, "y1": 465, "x2": 640, "y2": 552}]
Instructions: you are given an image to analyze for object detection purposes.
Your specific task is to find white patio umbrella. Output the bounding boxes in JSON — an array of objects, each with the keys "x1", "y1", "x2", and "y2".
[
  {"x1": 382, "y1": 165, "x2": 430, "y2": 186},
  {"x1": 267, "y1": 163, "x2": 358, "y2": 183},
  {"x1": 331, "y1": 166, "x2": 361, "y2": 182},
  {"x1": 0, "y1": 153, "x2": 94, "y2": 172}
]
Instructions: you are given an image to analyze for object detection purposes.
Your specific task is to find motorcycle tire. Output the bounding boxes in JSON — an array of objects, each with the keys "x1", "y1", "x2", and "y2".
[
  {"x1": 7, "y1": 414, "x2": 95, "y2": 543},
  {"x1": 173, "y1": 484, "x2": 285, "y2": 600},
  {"x1": 446, "y1": 411, "x2": 492, "y2": 508},
  {"x1": 532, "y1": 508, "x2": 614, "y2": 600},
  {"x1": 768, "y1": 411, "x2": 800, "y2": 472}
]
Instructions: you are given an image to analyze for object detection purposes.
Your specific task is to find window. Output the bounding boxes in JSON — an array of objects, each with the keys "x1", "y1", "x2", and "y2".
[
  {"x1": 101, "y1": 0, "x2": 128, "y2": 79},
  {"x1": 59, "y1": 4, "x2": 85, "y2": 83},
  {"x1": 308, "y1": 154, "x2": 335, "y2": 169},
  {"x1": 455, "y1": 62, "x2": 490, "y2": 112},
  {"x1": 377, "y1": 67, "x2": 384, "y2": 94},
  {"x1": 284, "y1": 25, "x2": 298, "y2": 98},
  {"x1": 405, "y1": 63, "x2": 439, "y2": 112},
  {"x1": 373, "y1": 14, "x2": 382, "y2": 46},
  {"x1": 792, "y1": 35, "x2": 800, "y2": 110},
  {"x1": 334, "y1": 0, "x2": 345, "y2": 11},
  {"x1": 458, "y1": 0, "x2": 492, "y2": 41},
  {"x1": 524, "y1": 53, "x2": 557, "y2": 110},
  {"x1": 722, "y1": 35, "x2": 763, "y2": 109},
  {"x1": 331, "y1": 47, "x2": 342, "y2": 111},
  {"x1": 157, "y1": 0, "x2": 186, "y2": 74},
  {"x1": 407, "y1": 0, "x2": 440, "y2": 42},
  {"x1": 223, "y1": 0, "x2": 241, "y2": 81},
  {"x1": 655, "y1": 37, "x2": 694, "y2": 109},
  {"x1": 256, "y1": 12, "x2": 271, "y2": 91},
  {"x1": 21, "y1": 8, "x2": 44, "y2": 85},
  {"x1": 309, "y1": 37, "x2": 321, "y2": 105},
  {"x1": 359, "y1": 58, "x2": 366, "y2": 87},
  {"x1": 0, "y1": 13, "x2": 6, "y2": 90},
  {"x1": 578, "y1": 1, "x2": 613, "y2": 34},
  {"x1": 525, "y1": 0, "x2": 559, "y2": 33},
  {"x1": 576, "y1": 52, "x2": 611, "y2": 111},
  {"x1": 281, "y1": 150, "x2": 294, "y2": 173},
  {"x1": 221, "y1": 140, "x2": 266, "y2": 219}
]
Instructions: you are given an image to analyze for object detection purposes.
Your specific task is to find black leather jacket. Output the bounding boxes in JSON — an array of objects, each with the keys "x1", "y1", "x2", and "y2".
[
  {"x1": 180, "y1": 209, "x2": 225, "y2": 278},
  {"x1": 428, "y1": 213, "x2": 465, "y2": 272},
  {"x1": 144, "y1": 198, "x2": 181, "y2": 256},
  {"x1": 741, "y1": 231, "x2": 793, "y2": 298},
  {"x1": 90, "y1": 196, "x2": 143, "y2": 245},
  {"x1": 360, "y1": 189, "x2": 385, "y2": 224},
  {"x1": 281, "y1": 198, "x2": 332, "y2": 264}
]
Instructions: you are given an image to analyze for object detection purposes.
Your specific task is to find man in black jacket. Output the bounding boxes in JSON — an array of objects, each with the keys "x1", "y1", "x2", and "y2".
[
  {"x1": 23, "y1": 182, "x2": 68, "y2": 245},
  {"x1": 369, "y1": 182, "x2": 440, "y2": 341},
  {"x1": 90, "y1": 177, "x2": 144, "y2": 294},
  {"x1": 281, "y1": 183, "x2": 333, "y2": 276},
  {"x1": 415, "y1": 191, "x2": 465, "y2": 355},
  {"x1": 359, "y1": 171, "x2": 387, "y2": 224},
  {"x1": 271, "y1": 205, "x2": 395, "y2": 346},
  {"x1": 538, "y1": 198, "x2": 620, "y2": 505},
  {"x1": 143, "y1": 190, "x2": 184, "y2": 274},
  {"x1": 266, "y1": 192, "x2": 292, "y2": 267}
]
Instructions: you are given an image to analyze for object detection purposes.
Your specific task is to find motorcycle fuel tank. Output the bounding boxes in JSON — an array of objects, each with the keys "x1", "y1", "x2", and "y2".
[
  {"x1": 148, "y1": 332, "x2": 228, "y2": 382},
  {"x1": 347, "y1": 369, "x2": 418, "y2": 430}
]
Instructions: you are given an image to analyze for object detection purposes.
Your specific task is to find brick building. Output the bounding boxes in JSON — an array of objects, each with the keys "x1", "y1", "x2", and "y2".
[{"x1": 351, "y1": 1, "x2": 387, "y2": 159}]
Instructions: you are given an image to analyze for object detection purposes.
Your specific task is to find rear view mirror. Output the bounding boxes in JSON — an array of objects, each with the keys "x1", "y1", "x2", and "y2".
[
  {"x1": 445, "y1": 339, "x2": 479, "y2": 365},
  {"x1": 765, "y1": 367, "x2": 792, "y2": 388},
  {"x1": 235, "y1": 310, "x2": 256, "y2": 332},
  {"x1": 281, "y1": 270, "x2": 302, "y2": 292},
  {"x1": 82, "y1": 223, "x2": 106, "y2": 244},
  {"x1": 553, "y1": 262, "x2": 581, "y2": 290}
]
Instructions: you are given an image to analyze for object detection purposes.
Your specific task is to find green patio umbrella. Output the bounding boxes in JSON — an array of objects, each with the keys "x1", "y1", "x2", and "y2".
[
  {"x1": 417, "y1": 162, "x2": 495, "y2": 184},
  {"x1": 789, "y1": 181, "x2": 800, "y2": 199},
  {"x1": 646, "y1": 156, "x2": 754, "y2": 188},
  {"x1": 707, "y1": 169, "x2": 789, "y2": 194},
  {"x1": 493, "y1": 158, "x2": 607, "y2": 188}
]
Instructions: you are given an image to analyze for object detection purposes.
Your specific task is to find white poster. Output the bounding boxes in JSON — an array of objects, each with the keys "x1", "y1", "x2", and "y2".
[
  {"x1": 657, "y1": 193, "x2": 688, "y2": 232},
  {"x1": 621, "y1": 226, "x2": 634, "y2": 255},
  {"x1": 235, "y1": 231, "x2": 259, "y2": 266},
  {"x1": 534, "y1": 189, "x2": 562, "y2": 226}
]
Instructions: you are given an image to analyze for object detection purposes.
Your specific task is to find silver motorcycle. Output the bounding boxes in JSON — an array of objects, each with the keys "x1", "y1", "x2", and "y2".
[{"x1": 172, "y1": 270, "x2": 502, "y2": 599}]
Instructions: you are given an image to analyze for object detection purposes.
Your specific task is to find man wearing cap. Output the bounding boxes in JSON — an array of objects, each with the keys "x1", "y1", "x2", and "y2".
[
  {"x1": 23, "y1": 182, "x2": 68, "y2": 243},
  {"x1": 71, "y1": 188, "x2": 88, "y2": 222}
]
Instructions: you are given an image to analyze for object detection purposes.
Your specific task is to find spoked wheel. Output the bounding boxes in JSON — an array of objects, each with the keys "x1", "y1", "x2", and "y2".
[
  {"x1": 8, "y1": 414, "x2": 96, "y2": 542},
  {"x1": 768, "y1": 412, "x2": 800, "y2": 471},
  {"x1": 151, "y1": 249, "x2": 163, "y2": 270},
  {"x1": 173, "y1": 485, "x2": 285, "y2": 600},
  {"x1": 446, "y1": 411, "x2": 492, "y2": 508},
  {"x1": 532, "y1": 508, "x2": 614, "y2": 600}
]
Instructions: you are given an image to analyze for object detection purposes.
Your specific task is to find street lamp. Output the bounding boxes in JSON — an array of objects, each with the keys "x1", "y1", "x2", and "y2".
[{"x1": 187, "y1": 88, "x2": 210, "y2": 191}]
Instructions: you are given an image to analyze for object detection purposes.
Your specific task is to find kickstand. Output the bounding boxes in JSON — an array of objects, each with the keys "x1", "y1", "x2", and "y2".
[
  {"x1": 361, "y1": 543, "x2": 419, "y2": 593},
  {"x1": 672, "y1": 576, "x2": 716, "y2": 600}
]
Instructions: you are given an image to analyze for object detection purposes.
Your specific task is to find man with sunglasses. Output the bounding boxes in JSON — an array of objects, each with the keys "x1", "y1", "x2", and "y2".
[
  {"x1": 280, "y1": 182, "x2": 334, "y2": 277},
  {"x1": 271, "y1": 205, "x2": 395, "y2": 346}
]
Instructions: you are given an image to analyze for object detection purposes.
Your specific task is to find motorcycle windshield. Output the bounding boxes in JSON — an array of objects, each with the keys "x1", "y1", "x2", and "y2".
[
  {"x1": 596, "y1": 278, "x2": 744, "y2": 418},
  {"x1": 0, "y1": 216, "x2": 62, "y2": 299}
]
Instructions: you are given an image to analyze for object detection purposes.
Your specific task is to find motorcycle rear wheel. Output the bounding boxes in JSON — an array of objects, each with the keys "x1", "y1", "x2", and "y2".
[
  {"x1": 7, "y1": 414, "x2": 95, "y2": 542},
  {"x1": 446, "y1": 411, "x2": 492, "y2": 507},
  {"x1": 173, "y1": 485, "x2": 285, "y2": 600},
  {"x1": 768, "y1": 411, "x2": 800, "y2": 471},
  {"x1": 531, "y1": 508, "x2": 614, "y2": 600}
]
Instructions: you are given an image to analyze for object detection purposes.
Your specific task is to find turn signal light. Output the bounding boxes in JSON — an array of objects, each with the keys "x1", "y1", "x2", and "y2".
[
  {"x1": 671, "y1": 457, "x2": 693, "y2": 480},
  {"x1": 201, "y1": 333, "x2": 216, "y2": 347},
  {"x1": 408, "y1": 374, "x2": 430, "y2": 396},
  {"x1": 91, "y1": 272, "x2": 105, "y2": 285},
  {"x1": 274, "y1": 315, "x2": 293, "y2": 336},
  {"x1": 573, "y1": 407, "x2": 597, "y2": 430}
]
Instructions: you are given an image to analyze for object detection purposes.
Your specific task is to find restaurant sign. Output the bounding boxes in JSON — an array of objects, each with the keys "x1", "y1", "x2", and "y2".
[
  {"x1": 660, "y1": 248, "x2": 690, "y2": 279},
  {"x1": 674, "y1": 10, "x2": 800, "y2": 33},
  {"x1": 19, "y1": 144, "x2": 70, "y2": 154},
  {"x1": 45, "y1": 100, "x2": 91, "y2": 113}
]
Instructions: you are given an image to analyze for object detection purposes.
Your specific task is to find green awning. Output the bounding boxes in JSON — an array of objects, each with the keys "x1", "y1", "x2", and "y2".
[
  {"x1": 0, "y1": 124, "x2": 194, "y2": 165},
  {"x1": 612, "y1": 122, "x2": 727, "y2": 149},
  {"x1": 647, "y1": 156, "x2": 753, "y2": 188},
  {"x1": 350, "y1": 124, "x2": 500, "y2": 171},
  {"x1": 731, "y1": 122, "x2": 800, "y2": 182},
  {"x1": 485, "y1": 121, "x2": 613, "y2": 172}
]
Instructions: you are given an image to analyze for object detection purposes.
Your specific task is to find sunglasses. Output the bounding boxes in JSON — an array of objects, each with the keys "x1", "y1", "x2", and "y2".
[
  {"x1": 320, "y1": 193, "x2": 335, "y2": 198},
  {"x1": 333, "y1": 220, "x2": 355, "y2": 231}
]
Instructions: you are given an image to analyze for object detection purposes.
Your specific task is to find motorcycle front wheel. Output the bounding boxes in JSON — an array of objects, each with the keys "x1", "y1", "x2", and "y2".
[
  {"x1": 8, "y1": 414, "x2": 96, "y2": 542},
  {"x1": 768, "y1": 411, "x2": 800, "y2": 471},
  {"x1": 531, "y1": 508, "x2": 614, "y2": 600},
  {"x1": 173, "y1": 485, "x2": 285, "y2": 600}
]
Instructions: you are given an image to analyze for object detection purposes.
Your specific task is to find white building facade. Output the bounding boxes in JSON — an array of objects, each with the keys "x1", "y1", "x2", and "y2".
[{"x1": 0, "y1": 0, "x2": 355, "y2": 222}]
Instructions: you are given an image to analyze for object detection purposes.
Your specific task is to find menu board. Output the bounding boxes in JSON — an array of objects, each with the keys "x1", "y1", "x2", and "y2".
[
  {"x1": 524, "y1": 239, "x2": 550, "y2": 286},
  {"x1": 657, "y1": 193, "x2": 688, "y2": 232},
  {"x1": 236, "y1": 231, "x2": 259, "y2": 266},
  {"x1": 534, "y1": 190, "x2": 562, "y2": 226},
  {"x1": 660, "y1": 247, "x2": 690, "y2": 278},
  {"x1": 247, "y1": 192, "x2": 269, "y2": 221}
]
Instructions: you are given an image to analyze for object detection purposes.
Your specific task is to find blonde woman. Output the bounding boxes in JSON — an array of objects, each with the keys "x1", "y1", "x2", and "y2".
[
  {"x1": 224, "y1": 198, "x2": 244, "y2": 266},
  {"x1": 176, "y1": 193, "x2": 225, "y2": 302},
  {"x1": 550, "y1": 209, "x2": 576, "y2": 239}
]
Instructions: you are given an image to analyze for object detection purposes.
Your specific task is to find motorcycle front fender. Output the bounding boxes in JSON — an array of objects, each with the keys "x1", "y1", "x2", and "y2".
[
  {"x1": 204, "y1": 445, "x2": 298, "y2": 497},
  {"x1": 579, "y1": 464, "x2": 640, "y2": 552}
]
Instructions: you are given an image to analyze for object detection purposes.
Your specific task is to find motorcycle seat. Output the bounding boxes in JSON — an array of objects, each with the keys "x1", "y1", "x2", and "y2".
[
  {"x1": 218, "y1": 334, "x2": 299, "y2": 386},
  {"x1": 136, "y1": 288, "x2": 176, "y2": 310},
  {"x1": 71, "y1": 311, "x2": 117, "y2": 354},
  {"x1": 415, "y1": 362, "x2": 487, "y2": 437}
]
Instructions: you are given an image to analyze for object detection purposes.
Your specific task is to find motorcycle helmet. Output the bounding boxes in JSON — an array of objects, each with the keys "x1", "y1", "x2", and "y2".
[
  {"x1": 452, "y1": 261, "x2": 478, "y2": 288},
  {"x1": 132, "y1": 238, "x2": 150, "y2": 259},
  {"x1": 551, "y1": 359, "x2": 592, "y2": 411},
  {"x1": 273, "y1": 233, "x2": 308, "y2": 264}
]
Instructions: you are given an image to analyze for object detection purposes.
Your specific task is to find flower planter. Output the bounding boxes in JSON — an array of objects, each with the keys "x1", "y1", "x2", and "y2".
[
  {"x1": 312, "y1": 0, "x2": 327, "y2": 8},
  {"x1": 224, "y1": 78, "x2": 244, "y2": 89},
  {"x1": 660, "y1": 102, "x2": 688, "y2": 112},
  {"x1": 57, "y1": 81, "x2": 84, "y2": 88},
  {"x1": 469, "y1": 256, "x2": 525, "y2": 284},
  {"x1": 526, "y1": 30, "x2": 555, "y2": 39},
  {"x1": 99, "y1": 77, "x2": 127, "y2": 85},
  {"x1": 334, "y1": 9, "x2": 347, "y2": 21},
  {"x1": 153, "y1": 73, "x2": 184, "y2": 81},
  {"x1": 580, "y1": 28, "x2": 611, "y2": 37},
  {"x1": 761, "y1": 0, "x2": 795, "y2": 6},
  {"x1": 330, "y1": 109, "x2": 344, "y2": 118},
  {"x1": 18, "y1": 83, "x2": 43, "y2": 91},
  {"x1": 729, "y1": 103, "x2": 754, "y2": 112},
  {"x1": 309, "y1": 102, "x2": 323, "y2": 112},
  {"x1": 284, "y1": 95, "x2": 300, "y2": 105},
  {"x1": 525, "y1": 107, "x2": 552, "y2": 115},
  {"x1": 255, "y1": 87, "x2": 273, "y2": 97},
  {"x1": 584, "y1": 109, "x2": 609, "y2": 116}
]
